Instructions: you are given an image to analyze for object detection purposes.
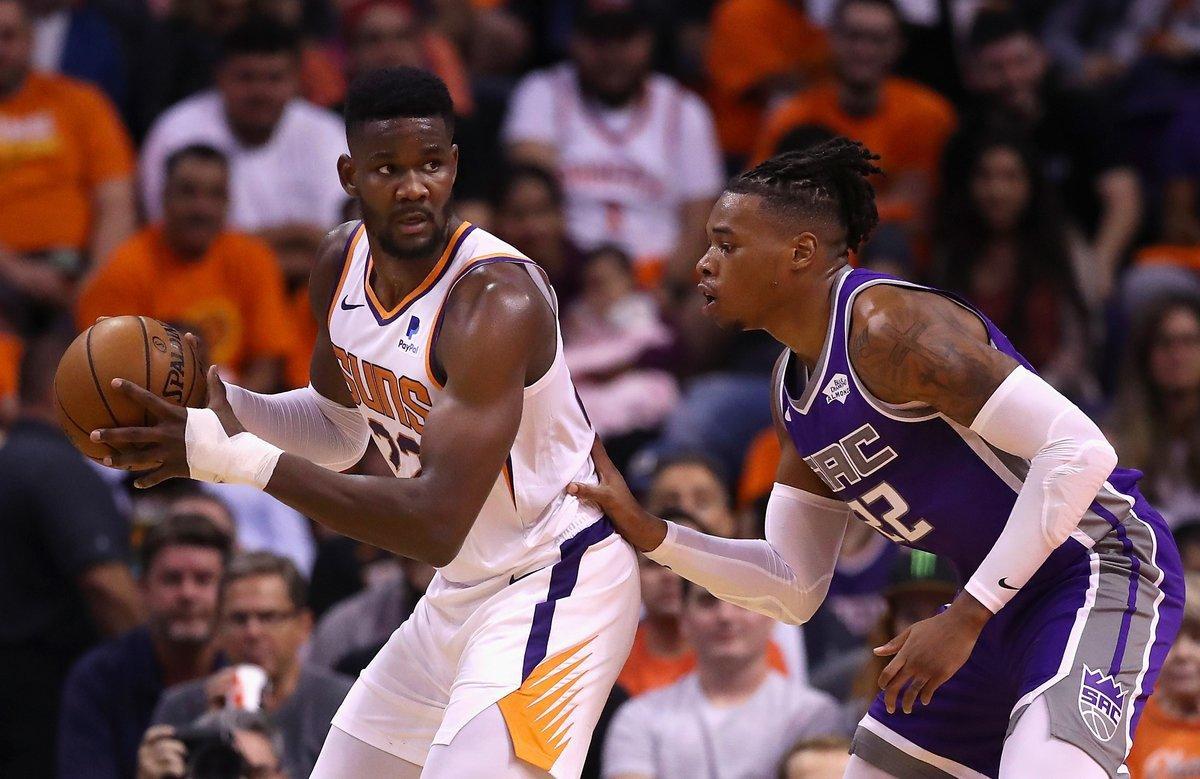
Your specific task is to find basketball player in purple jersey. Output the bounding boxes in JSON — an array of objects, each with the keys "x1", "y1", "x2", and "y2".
[{"x1": 571, "y1": 139, "x2": 1185, "y2": 778}]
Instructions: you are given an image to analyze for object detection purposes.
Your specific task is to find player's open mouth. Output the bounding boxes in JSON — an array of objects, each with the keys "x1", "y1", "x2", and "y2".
[
  {"x1": 396, "y1": 212, "x2": 431, "y2": 235},
  {"x1": 698, "y1": 282, "x2": 717, "y2": 310}
]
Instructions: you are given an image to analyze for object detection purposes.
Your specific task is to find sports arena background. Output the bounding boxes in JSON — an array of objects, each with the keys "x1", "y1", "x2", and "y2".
[{"x1": 1, "y1": 0, "x2": 1199, "y2": 777}]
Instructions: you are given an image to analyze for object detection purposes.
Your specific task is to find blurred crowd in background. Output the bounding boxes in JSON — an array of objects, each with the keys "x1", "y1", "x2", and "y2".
[{"x1": 3, "y1": 0, "x2": 1200, "y2": 776}]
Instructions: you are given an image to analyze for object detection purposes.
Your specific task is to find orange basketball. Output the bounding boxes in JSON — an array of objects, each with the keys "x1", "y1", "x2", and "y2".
[{"x1": 53, "y1": 316, "x2": 204, "y2": 464}]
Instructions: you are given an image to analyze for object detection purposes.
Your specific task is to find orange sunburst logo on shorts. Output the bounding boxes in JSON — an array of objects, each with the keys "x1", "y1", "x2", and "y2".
[{"x1": 497, "y1": 637, "x2": 596, "y2": 771}]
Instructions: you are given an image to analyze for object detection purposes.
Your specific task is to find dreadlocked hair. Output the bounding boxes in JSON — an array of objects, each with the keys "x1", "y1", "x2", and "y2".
[{"x1": 728, "y1": 137, "x2": 882, "y2": 252}]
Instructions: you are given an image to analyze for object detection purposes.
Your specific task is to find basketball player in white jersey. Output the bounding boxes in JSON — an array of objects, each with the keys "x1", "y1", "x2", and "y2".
[{"x1": 91, "y1": 67, "x2": 641, "y2": 778}]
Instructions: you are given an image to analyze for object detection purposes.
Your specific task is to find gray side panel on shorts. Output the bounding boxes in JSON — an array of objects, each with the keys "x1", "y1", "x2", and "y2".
[
  {"x1": 850, "y1": 728, "x2": 960, "y2": 779},
  {"x1": 1007, "y1": 516, "x2": 1162, "y2": 778}
]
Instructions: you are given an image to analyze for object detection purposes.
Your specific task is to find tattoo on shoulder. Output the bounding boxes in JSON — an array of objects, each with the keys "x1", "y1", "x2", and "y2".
[{"x1": 851, "y1": 296, "x2": 1009, "y2": 423}]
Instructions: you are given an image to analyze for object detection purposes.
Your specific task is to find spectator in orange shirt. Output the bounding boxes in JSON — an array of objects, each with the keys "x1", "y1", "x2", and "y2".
[
  {"x1": 1127, "y1": 573, "x2": 1200, "y2": 779},
  {"x1": 753, "y1": 0, "x2": 955, "y2": 232},
  {"x1": 705, "y1": 0, "x2": 829, "y2": 166},
  {"x1": 0, "y1": 0, "x2": 136, "y2": 330},
  {"x1": 76, "y1": 144, "x2": 295, "y2": 392}
]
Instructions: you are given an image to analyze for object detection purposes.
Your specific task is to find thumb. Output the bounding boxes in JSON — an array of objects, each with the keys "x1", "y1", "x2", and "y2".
[
  {"x1": 568, "y1": 481, "x2": 607, "y2": 505},
  {"x1": 874, "y1": 627, "x2": 910, "y2": 656},
  {"x1": 206, "y1": 365, "x2": 227, "y2": 407}
]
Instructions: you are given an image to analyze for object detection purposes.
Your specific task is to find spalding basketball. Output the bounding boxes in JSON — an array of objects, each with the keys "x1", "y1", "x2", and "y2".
[{"x1": 54, "y1": 316, "x2": 204, "y2": 463}]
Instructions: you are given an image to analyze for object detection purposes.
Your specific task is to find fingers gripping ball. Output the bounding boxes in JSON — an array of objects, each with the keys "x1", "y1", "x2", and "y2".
[{"x1": 53, "y1": 316, "x2": 203, "y2": 464}]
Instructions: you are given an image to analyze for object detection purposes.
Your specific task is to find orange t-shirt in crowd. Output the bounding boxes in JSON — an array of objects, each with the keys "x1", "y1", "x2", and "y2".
[
  {"x1": 1127, "y1": 698, "x2": 1200, "y2": 778},
  {"x1": 753, "y1": 78, "x2": 956, "y2": 224},
  {"x1": 617, "y1": 621, "x2": 790, "y2": 697},
  {"x1": 0, "y1": 72, "x2": 134, "y2": 254},
  {"x1": 706, "y1": 0, "x2": 829, "y2": 159},
  {"x1": 283, "y1": 284, "x2": 316, "y2": 390},
  {"x1": 0, "y1": 330, "x2": 21, "y2": 403},
  {"x1": 75, "y1": 226, "x2": 297, "y2": 380},
  {"x1": 1136, "y1": 244, "x2": 1200, "y2": 271}
]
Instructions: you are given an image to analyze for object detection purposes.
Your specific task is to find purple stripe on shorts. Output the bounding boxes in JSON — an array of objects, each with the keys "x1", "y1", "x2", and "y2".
[
  {"x1": 1089, "y1": 500, "x2": 1141, "y2": 677},
  {"x1": 520, "y1": 517, "x2": 614, "y2": 680}
]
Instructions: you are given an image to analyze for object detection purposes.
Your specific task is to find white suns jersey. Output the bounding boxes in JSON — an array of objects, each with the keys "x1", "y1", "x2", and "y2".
[{"x1": 326, "y1": 222, "x2": 601, "y2": 585}]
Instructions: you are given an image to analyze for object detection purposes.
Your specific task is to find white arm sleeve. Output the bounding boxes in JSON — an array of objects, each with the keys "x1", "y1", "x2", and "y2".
[
  {"x1": 965, "y1": 366, "x2": 1118, "y2": 613},
  {"x1": 223, "y1": 383, "x2": 370, "y2": 472},
  {"x1": 643, "y1": 483, "x2": 851, "y2": 625}
]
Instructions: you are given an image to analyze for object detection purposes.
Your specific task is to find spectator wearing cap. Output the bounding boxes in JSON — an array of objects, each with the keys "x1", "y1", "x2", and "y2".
[
  {"x1": 145, "y1": 552, "x2": 351, "y2": 779},
  {"x1": 77, "y1": 144, "x2": 296, "y2": 393},
  {"x1": 139, "y1": 21, "x2": 347, "y2": 270},
  {"x1": 0, "y1": 0, "x2": 136, "y2": 331},
  {"x1": 846, "y1": 551, "x2": 957, "y2": 727},
  {"x1": 502, "y1": 0, "x2": 724, "y2": 289},
  {"x1": 754, "y1": 0, "x2": 956, "y2": 238},
  {"x1": 57, "y1": 514, "x2": 232, "y2": 779},
  {"x1": 947, "y1": 7, "x2": 1142, "y2": 302},
  {"x1": 0, "y1": 326, "x2": 143, "y2": 777},
  {"x1": 603, "y1": 580, "x2": 845, "y2": 779}
]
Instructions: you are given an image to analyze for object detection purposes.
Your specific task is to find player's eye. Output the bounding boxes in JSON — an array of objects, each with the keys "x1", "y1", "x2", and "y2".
[
  {"x1": 377, "y1": 165, "x2": 393, "y2": 175},
  {"x1": 719, "y1": 243, "x2": 732, "y2": 255},
  {"x1": 425, "y1": 161, "x2": 441, "y2": 173}
]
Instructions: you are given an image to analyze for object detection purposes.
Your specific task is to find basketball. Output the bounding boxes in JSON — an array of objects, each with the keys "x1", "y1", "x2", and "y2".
[{"x1": 53, "y1": 316, "x2": 204, "y2": 463}]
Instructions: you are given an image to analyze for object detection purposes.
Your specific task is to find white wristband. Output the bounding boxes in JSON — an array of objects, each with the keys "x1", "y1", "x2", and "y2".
[{"x1": 185, "y1": 408, "x2": 284, "y2": 489}]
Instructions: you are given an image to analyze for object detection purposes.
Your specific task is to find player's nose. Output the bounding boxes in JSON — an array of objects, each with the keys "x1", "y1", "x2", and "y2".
[
  {"x1": 696, "y1": 252, "x2": 715, "y2": 277},
  {"x1": 394, "y1": 171, "x2": 429, "y2": 202}
]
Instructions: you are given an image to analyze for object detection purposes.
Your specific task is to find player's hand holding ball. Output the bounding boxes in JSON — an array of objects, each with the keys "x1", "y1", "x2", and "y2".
[{"x1": 874, "y1": 594, "x2": 992, "y2": 714}]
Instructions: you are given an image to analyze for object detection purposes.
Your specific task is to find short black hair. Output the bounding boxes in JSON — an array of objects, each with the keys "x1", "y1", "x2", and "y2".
[
  {"x1": 832, "y1": 0, "x2": 901, "y2": 27},
  {"x1": 343, "y1": 66, "x2": 455, "y2": 137},
  {"x1": 222, "y1": 551, "x2": 308, "y2": 610},
  {"x1": 219, "y1": 18, "x2": 301, "y2": 62},
  {"x1": 140, "y1": 513, "x2": 233, "y2": 573},
  {"x1": 967, "y1": 8, "x2": 1033, "y2": 52},
  {"x1": 164, "y1": 143, "x2": 228, "y2": 180},
  {"x1": 493, "y1": 163, "x2": 563, "y2": 210},
  {"x1": 728, "y1": 137, "x2": 881, "y2": 253}
]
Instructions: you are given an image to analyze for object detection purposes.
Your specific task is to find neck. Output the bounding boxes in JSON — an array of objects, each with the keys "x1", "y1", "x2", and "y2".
[
  {"x1": 267, "y1": 660, "x2": 302, "y2": 710},
  {"x1": 163, "y1": 231, "x2": 209, "y2": 262},
  {"x1": 368, "y1": 220, "x2": 460, "y2": 310},
  {"x1": 0, "y1": 70, "x2": 26, "y2": 101},
  {"x1": 225, "y1": 107, "x2": 277, "y2": 148},
  {"x1": 641, "y1": 615, "x2": 687, "y2": 657},
  {"x1": 697, "y1": 656, "x2": 769, "y2": 706},
  {"x1": 764, "y1": 266, "x2": 845, "y2": 369},
  {"x1": 838, "y1": 79, "x2": 882, "y2": 117},
  {"x1": 1157, "y1": 689, "x2": 1200, "y2": 720},
  {"x1": 1162, "y1": 391, "x2": 1200, "y2": 427},
  {"x1": 154, "y1": 636, "x2": 216, "y2": 687}
]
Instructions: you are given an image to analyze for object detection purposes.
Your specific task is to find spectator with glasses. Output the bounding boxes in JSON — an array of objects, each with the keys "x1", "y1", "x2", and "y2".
[{"x1": 141, "y1": 552, "x2": 351, "y2": 779}]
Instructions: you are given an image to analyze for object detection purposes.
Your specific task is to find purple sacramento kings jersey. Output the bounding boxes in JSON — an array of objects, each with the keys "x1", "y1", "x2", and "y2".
[
  {"x1": 781, "y1": 268, "x2": 1135, "y2": 584},
  {"x1": 781, "y1": 268, "x2": 1186, "y2": 778}
]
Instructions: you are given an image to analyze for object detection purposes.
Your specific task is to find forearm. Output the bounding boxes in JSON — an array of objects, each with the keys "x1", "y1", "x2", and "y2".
[
  {"x1": 1094, "y1": 172, "x2": 1142, "y2": 271},
  {"x1": 89, "y1": 182, "x2": 137, "y2": 267},
  {"x1": 965, "y1": 366, "x2": 1118, "y2": 612},
  {"x1": 264, "y1": 454, "x2": 466, "y2": 565},
  {"x1": 224, "y1": 383, "x2": 368, "y2": 471},
  {"x1": 79, "y1": 562, "x2": 145, "y2": 636},
  {"x1": 645, "y1": 484, "x2": 849, "y2": 625}
]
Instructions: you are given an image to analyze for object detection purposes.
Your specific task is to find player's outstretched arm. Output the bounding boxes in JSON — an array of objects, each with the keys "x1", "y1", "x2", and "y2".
[
  {"x1": 849, "y1": 285, "x2": 1118, "y2": 714},
  {"x1": 570, "y1": 354, "x2": 852, "y2": 626}
]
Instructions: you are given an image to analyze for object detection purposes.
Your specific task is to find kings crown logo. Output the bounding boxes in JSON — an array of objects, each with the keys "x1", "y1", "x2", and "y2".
[
  {"x1": 1078, "y1": 665, "x2": 1126, "y2": 742},
  {"x1": 823, "y1": 373, "x2": 850, "y2": 405}
]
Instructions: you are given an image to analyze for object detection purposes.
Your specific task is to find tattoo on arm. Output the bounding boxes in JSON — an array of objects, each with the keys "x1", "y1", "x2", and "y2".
[{"x1": 849, "y1": 289, "x2": 1017, "y2": 426}]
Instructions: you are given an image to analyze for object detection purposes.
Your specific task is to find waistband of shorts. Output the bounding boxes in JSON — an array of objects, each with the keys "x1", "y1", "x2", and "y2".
[{"x1": 551, "y1": 513, "x2": 614, "y2": 549}]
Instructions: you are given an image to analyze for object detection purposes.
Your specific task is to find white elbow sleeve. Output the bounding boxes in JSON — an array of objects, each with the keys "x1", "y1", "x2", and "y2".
[
  {"x1": 223, "y1": 383, "x2": 370, "y2": 471},
  {"x1": 965, "y1": 367, "x2": 1118, "y2": 611},
  {"x1": 645, "y1": 483, "x2": 849, "y2": 625}
]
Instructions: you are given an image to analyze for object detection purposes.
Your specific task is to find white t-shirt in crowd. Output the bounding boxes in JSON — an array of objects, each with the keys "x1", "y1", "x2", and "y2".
[
  {"x1": 502, "y1": 64, "x2": 724, "y2": 268},
  {"x1": 602, "y1": 670, "x2": 846, "y2": 779},
  {"x1": 140, "y1": 91, "x2": 348, "y2": 231}
]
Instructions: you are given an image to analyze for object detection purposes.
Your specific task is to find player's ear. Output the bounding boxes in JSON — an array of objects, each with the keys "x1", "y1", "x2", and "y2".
[
  {"x1": 337, "y1": 154, "x2": 357, "y2": 198},
  {"x1": 791, "y1": 232, "x2": 817, "y2": 270},
  {"x1": 449, "y1": 143, "x2": 460, "y2": 178}
]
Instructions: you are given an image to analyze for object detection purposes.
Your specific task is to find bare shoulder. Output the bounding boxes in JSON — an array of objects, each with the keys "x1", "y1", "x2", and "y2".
[
  {"x1": 848, "y1": 284, "x2": 1018, "y2": 426},
  {"x1": 437, "y1": 262, "x2": 556, "y2": 385},
  {"x1": 307, "y1": 221, "x2": 362, "y2": 321}
]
